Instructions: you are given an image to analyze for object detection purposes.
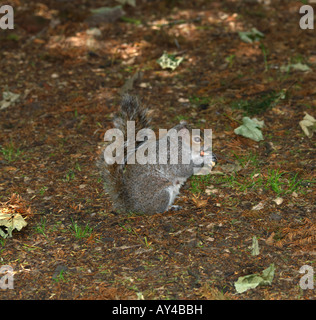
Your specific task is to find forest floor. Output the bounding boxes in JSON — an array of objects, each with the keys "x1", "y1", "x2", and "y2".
[{"x1": 0, "y1": 0, "x2": 315, "y2": 299}]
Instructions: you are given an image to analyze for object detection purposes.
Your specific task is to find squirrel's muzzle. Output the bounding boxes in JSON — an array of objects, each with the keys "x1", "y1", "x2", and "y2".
[{"x1": 200, "y1": 150, "x2": 217, "y2": 167}]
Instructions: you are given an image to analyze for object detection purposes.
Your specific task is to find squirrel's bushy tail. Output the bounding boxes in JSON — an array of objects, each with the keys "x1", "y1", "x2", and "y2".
[
  {"x1": 114, "y1": 94, "x2": 150, "y2": 137},
  {"x1": 97, "y1": 94, "x2": 150, "y2": 212}
]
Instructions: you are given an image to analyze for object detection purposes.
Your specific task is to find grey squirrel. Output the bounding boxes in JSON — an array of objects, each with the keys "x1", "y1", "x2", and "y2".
[{"x1": 97, "y1": 94, "x2": 217, "y2": 214}]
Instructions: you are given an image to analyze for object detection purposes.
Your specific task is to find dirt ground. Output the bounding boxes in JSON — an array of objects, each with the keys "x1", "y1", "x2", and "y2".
[{"x1": 0, "y1": 0, "x2": 315, "y2": 300}]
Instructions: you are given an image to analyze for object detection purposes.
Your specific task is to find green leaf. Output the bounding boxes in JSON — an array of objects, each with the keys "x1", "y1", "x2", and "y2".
[
  {"x1": 120, "y1": 16, "x2": 141, "y2": 25},
  {"x1": 261, "y1": 263, "x2": 276, "y2": 284},
  {"x1": 234, "y1": 263, "x2": 275, "y2": 293},
  {"x1": 280, "y1": 63, "x2": 311, "y2": 73},
  {"x1": 238, "y1": 28, "x2": 264, "y2": 43},
  {"x1": 234, "y1": 274, "x2": 264, "y2": 293},
  {"x1": 0, "y1": 228, "x2": 8, "y2": 239},
  {"x1": 157, "y1": 52, "x2": 184, "y2": 71},
  {"x1": 234, "y1": 117, "x2": 264, "y2": 142},
  {"x1": 251, "y1": 236, "x2": 260, "y2": 256}
]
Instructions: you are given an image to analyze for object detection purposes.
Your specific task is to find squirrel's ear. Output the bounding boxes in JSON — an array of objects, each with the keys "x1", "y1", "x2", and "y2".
[
  {"x1": 179, "y1": 120, "x2": 187, "y2": 125},
  {"x1": 178, "y1": 127, "x2": 191, "y2": 142}
]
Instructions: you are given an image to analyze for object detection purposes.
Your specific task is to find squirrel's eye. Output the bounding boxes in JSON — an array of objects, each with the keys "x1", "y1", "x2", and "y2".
[{"x1": 193, "y1": 136, "x2": 201, "y2": 143}]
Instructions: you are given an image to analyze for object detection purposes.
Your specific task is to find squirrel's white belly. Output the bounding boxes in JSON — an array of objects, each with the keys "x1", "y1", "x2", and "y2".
[{"x1": 166, "y1": 178, "x2": 187, "y2": 207}]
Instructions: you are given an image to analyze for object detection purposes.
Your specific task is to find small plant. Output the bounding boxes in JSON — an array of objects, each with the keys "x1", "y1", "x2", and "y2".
[
  {"x1": 225, "y1": 54, "x2": 236, "y2": 68},
  {"x1": 0, "y1": 142, "x2": 22, "y2": 163},
  {"x1": 70, "y1": 218, "x2": 93, "y2": 239},
  {"x1": 120, "y1": 223, "x2": 133, "y2": 233},
  {"x1": 260, "y1": 43, "x2": 269, "y2": 71},
  {"x1": 231, "y1": 90, "x2": 286, "y2": 116},
  {"x1": 6, "y1": 33, "x2": 20, "y2": 41},
  {"x1": 120, "y1": 16, "x2": 142, "y2": 25},
  {"x1": 265, "y1": 169, "x2": 315, "y2": 195},
  {"x1": 0, "y1": 238, "x2": 6, "y2": 247},
  {"x1": 75, "y1": 162, "x2": 81, "y2": 172},
  {"x1": 236, "y1": 171, "x2": 263, "y2": 192},
  {"x1": 143, "y1": 236, "x2": 152, "y2": 248},
  {"x1": 212, "y1": 169, "x2": 314, "y2": 196},
  {"x1": 233, "y1": 152, "x2": 259, "y2": 168},
  {"x1": 63, "y1": 163, "x2": 82, "y2": 182},
  {"x1": 173, "y1": 114, "x2": 190, "y2": 122},
  {"x1": 189, "y1": 95, "x2": 212, "y2": 106},
  {"x1": 63, "y1": 169, "x2": 75, "y2": 182},
  {"x1": 53, "y1": 269, "x2": 67, "y2": 283},
  {"x1": 190, "y1": 174, "x2": 211, "y2": 194},
  {"x1": 39, "y1": 186, "x2": 48, "y2": 195},
  {"x1": 211, "y1": 174, "x2": 239, "y2": 190},
  {"x1": 286, "y1": 173, "x2": 303, "y2": 194},
  {"x1": 34, "y1": 217, "x2": 48, "y2": 238},
  {"x1": 264, "y1": 169, "x2": 285, "y2": 195}
]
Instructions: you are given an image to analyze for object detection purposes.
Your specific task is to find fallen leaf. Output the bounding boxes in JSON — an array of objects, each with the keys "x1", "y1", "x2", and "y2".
[
  {"x1": 251, "y1": 236, "x2": 260, "y2": 256},
  {"x1": 299, "y1": 112, "x2": 316, "y2": 138},
  {"x1": 220, "y1": 162, "x2": 242, "y2": 173},
  {"x1": 280, "y1": 63, "x2": 311, "y2": 73},
  {"x1": 205, "y1": 185, "x2": 219, "y2": 195},
  {"x1": 157, "y1": 52, "x2": 184, "y2": 71},
  {"x1": 234, "y1": 263, "x2": 275, "y2": 293},
  {"x1": 4, "y1": 166, "x2": 17, "y2": 172},
  {"x1": 234, "y1": 117, "x2": 264, "y2": 142},
  {"x1": 0, "y1": 211, "x2": 27, "y2": 238},
  {"x1": 136, "y1": 292, "x2": 144, "y2": 300},
  {"x1": 139, "y1": 83, "x2": 150, "y2": 88},
  {"x1": 273, "y1": 197, "x2": 283, "y2": 205},
  {"x1": 178, "y1": 97, "x2": 189, "y2": 103},
  {"x1": 26, "y1": 188, "x2": 35, "y2": 194},
  {"x1": 265, "y1": 232, "x2": 275, "y2": 245},
  {"x1": 191, "y1": 194, "x2": 208, "y2": 208},
  {"x1": 238, "y1": 28, "x2": 264, "y2": 43},
  {"x1": 252, "y1": 201, "x2": 265, "y2": 211},
  {"x1": 0, "y1": 88, "x2": 20, "y2": 110}
]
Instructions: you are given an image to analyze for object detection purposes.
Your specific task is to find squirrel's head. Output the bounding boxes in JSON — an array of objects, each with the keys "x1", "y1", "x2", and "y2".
[{"x1": 172, "y1": 122, "x2": 216, "y2": 170}]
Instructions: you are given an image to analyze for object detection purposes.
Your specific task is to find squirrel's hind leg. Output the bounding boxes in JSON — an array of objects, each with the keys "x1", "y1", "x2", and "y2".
[{"x1": 145, "y1": 189, "x2": 171, "y2": 214}]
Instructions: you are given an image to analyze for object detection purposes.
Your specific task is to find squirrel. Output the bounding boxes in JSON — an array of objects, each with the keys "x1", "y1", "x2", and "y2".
[{"x1": 97, "y1": 94, "x2": 217, "y2": 215}]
